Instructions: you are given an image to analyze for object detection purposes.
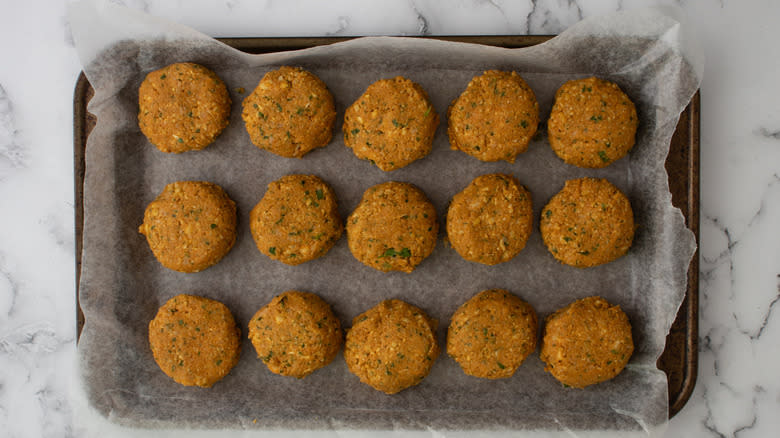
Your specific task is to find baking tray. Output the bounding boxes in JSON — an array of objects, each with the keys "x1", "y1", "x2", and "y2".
[{"x1": 73, "y1": 35, "x2": 699, "y2": 419}]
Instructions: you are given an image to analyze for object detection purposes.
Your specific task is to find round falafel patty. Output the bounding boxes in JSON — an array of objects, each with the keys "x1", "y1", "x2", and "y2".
[
  {"x1": 347, "y1": 182, "x2": 438, "y2": 273},
  {"x1": 447, "y1": 289, "x2": 538, "y2": 379},
  {"x1": 547, "y1": 77, "x2": 638, "y2": 168},
  {"x1": 343, "y1": 76, "x2": 439, "y2": 171},
  {"x1": 242, "y1": 66, "x2": 336, "y2": 158},
  {"x1": 447, "y1": 174, "x2": 533, "y2": 265},
  {"x1": 248, "y1": 291, "x2": 342, "y2": 378},
  {"x1": 540, "y1": 177, "x2": 634, "y2": 268},
  {"x1": 250, "y1": 174, "x2": 343, "y2": 265},
  {"x1": 138, "y1": 62, "x2": 231, "y2": 153},
  {"x1": 139, "y1": 181, "x2": 237, "y2": 273},
  {"x1": 540, "y1": 296, "x2": 634, "y2": 388},
  {"x1": 448, "y1": 70, "x2": 539, "y2": 163},
  {"x1": 148, "y1": 294, "x2": 241, "y2": 387},
  {"x1": 344, "y1": 300, "x2": 440, "y2": 394}
]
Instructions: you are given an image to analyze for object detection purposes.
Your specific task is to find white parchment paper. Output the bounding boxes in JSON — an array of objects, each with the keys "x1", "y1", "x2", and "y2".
[{"x1": 70, "y1": 0, "x2": 702, "y2": 435}]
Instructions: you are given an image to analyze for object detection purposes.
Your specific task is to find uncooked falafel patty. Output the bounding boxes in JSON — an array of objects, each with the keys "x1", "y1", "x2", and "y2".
[
  {"x1": 448, "y1": 70, "x2": 539, "y2": 162},
  {"x1": 447, "y1": 173, "x2": 533, "y2": 265},
  {"x1": 242, "y1": 66, "x2": 336, "y2": 158},
  {"x1": 139, "y1": 181, "x2": 237, "y2": 273},
  {"x1": 540, "y1": 177, "x2": 634, "y2": 268},
  {"x1": 138, "y1": 62, "x2": 231, "y2": 153},
  {"x1": 148, "y1": 294, "x2": 241, "y2": 388},
  {"x1": 250, "y1": 174, "x2": 343, "y2": 265},
  {"x1": 344, "y1": 299, "x2": 439, "y2": 394},
  {"x1": 346, "y1": 182, "x2": 438, "y2": 273},
  {"x1": 447, "y1": 289, "x2": 538, "y2": 379},
  {"x1": 547, "y1": 77, "x2": 638, "y2": 168},
  {"x1": 540, "y1": 296, "x2": 634, "y2": 388},
  {"x1": 343, "y1": 76, "x2": 439, "y2": 171},
  {"x1": 249, "y1": 291, "x2": 342, "y2": 378}
]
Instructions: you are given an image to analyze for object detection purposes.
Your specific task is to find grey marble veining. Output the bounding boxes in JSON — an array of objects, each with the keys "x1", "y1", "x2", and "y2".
[
  {"x1": 0, "y1": 85, "x2": 26, "y2": 179},
  {"x1": 0, "y1": 0, "x2": 779, "y2": 437},
  {"x1": 0, "y1": 257, "x2": 20, "y2": 318},
  {"x1": 755, "y1": 127, "x2": 780, "y2": 140},
  {"x1": 528, "y1": 0, "x2": 584, "y2": 34}
]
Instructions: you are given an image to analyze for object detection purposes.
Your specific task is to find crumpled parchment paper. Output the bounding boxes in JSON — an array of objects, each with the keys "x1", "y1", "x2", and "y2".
[{"x1": 70, "y1": 0, "x2": 702, "y2": 435}]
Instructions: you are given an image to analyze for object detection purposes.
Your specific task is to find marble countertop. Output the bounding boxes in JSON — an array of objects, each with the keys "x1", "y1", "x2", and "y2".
[{"x1": 0, "y1": 0, "x2": 777, "y2": 437}]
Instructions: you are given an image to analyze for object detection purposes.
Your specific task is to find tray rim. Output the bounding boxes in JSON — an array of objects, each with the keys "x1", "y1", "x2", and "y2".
[{"x1": 72, "y1": 35, "x2": 700, "y2": 421}]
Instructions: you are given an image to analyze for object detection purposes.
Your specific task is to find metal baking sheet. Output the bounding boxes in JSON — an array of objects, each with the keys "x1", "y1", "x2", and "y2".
[{"x1": 73, "y1": 36, "x2": 700, "y2": 422}]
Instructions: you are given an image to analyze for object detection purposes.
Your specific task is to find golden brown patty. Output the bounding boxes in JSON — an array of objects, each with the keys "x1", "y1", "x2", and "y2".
[
  {"x1": 138, "y1": 62, "x2": 231, "y2": 153},
  {"x1": 139, "y1": 181, "x2": 237, "y2": 273},
  {"x1": 343, "y1": 77, "x2": 439, "y2": 171},
  {"x1": 148, "y1": 294, "x2": 241, "y2": 387},
  {"x1": 446, "y1": 174, "x2": 533, "y2": 265},
  {"x1": 547, "y1": 77, "x2": 638, "y2": 168},
  {"x1": 242, "y1": 66, "x2": 336, "y2": 158},
  {"x1": 540, "y1": 178, "x2": 634, "y2": 268},
  {"x1": 540, "y1": 296, "x2": 634, "y2": 388},
  {"x1": 250, "y1": 174, "x2": 343, "y2": 265},
  {"x1": 447, "y1": 289, "x2": 538, "y2": 379},
  {"x1": 346, "y1": 182, "x2": 438, "y2": 273},
  {"x1": 344, "y1": 300, "x2": 439, "y2": 394},
  {"x1": 448, "y1": 70, "x2": 539, "y2": 162},
  {"x1": 248, "y1": 291, "x2": 342, "y2": 378}
]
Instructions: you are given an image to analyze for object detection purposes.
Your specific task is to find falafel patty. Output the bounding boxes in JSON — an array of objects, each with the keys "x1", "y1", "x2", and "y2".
[
  {"x1": 138, "y1": 62, "x2": 231, "y2": 153},
  {"x1": 344, "y1": 300, "x2": 440, "y2": 394},
  {"x1": 248, "y1": 291, "x2": 342, "y2": 378},
  {"x1": 547, "y1": 77, "x2": 638, "y2": 168},
  {"x1": 447, "y1": 289, "x2": 538, "y2": 379},
  {"x1": 139, "y1": 181, "x2": 237, "y2": 273},
  {"x1": 346, "y1": 182, "x2": 438, "y2": 273},
  {"x1": 148, "y1": 294, "x2": 241, "y2": 388},
  {"x1": 250, "y1": 174, "x2": 343, "y2": 265},
  {"x1": 343, "y1": 76, "x2": 439, "y2": 171},
  {"x1": 540, "y1": 178, "x2": 634, "y2": 268},
  {"x1": 540, "y1": 296, "x2": 634, "y2": 388},
  {"x1": 446, "y1": 173, "x2": 533, "y2": 265},
  {"x1": 448, "y1": 70, "x2": 539, "y2": 163},
  {"x1": 242, "y1": 66, "x2": 336, "y2": 158}
]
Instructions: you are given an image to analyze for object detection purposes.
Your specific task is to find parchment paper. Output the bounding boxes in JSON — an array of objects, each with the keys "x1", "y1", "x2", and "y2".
[{"x1": 70, "y1": 0, "x2": 702, "y2": 435}]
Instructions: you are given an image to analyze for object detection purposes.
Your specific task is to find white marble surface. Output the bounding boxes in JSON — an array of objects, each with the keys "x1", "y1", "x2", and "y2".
[{"x1": 0, "y1": 0, "x2": 777, "y2": 437}]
